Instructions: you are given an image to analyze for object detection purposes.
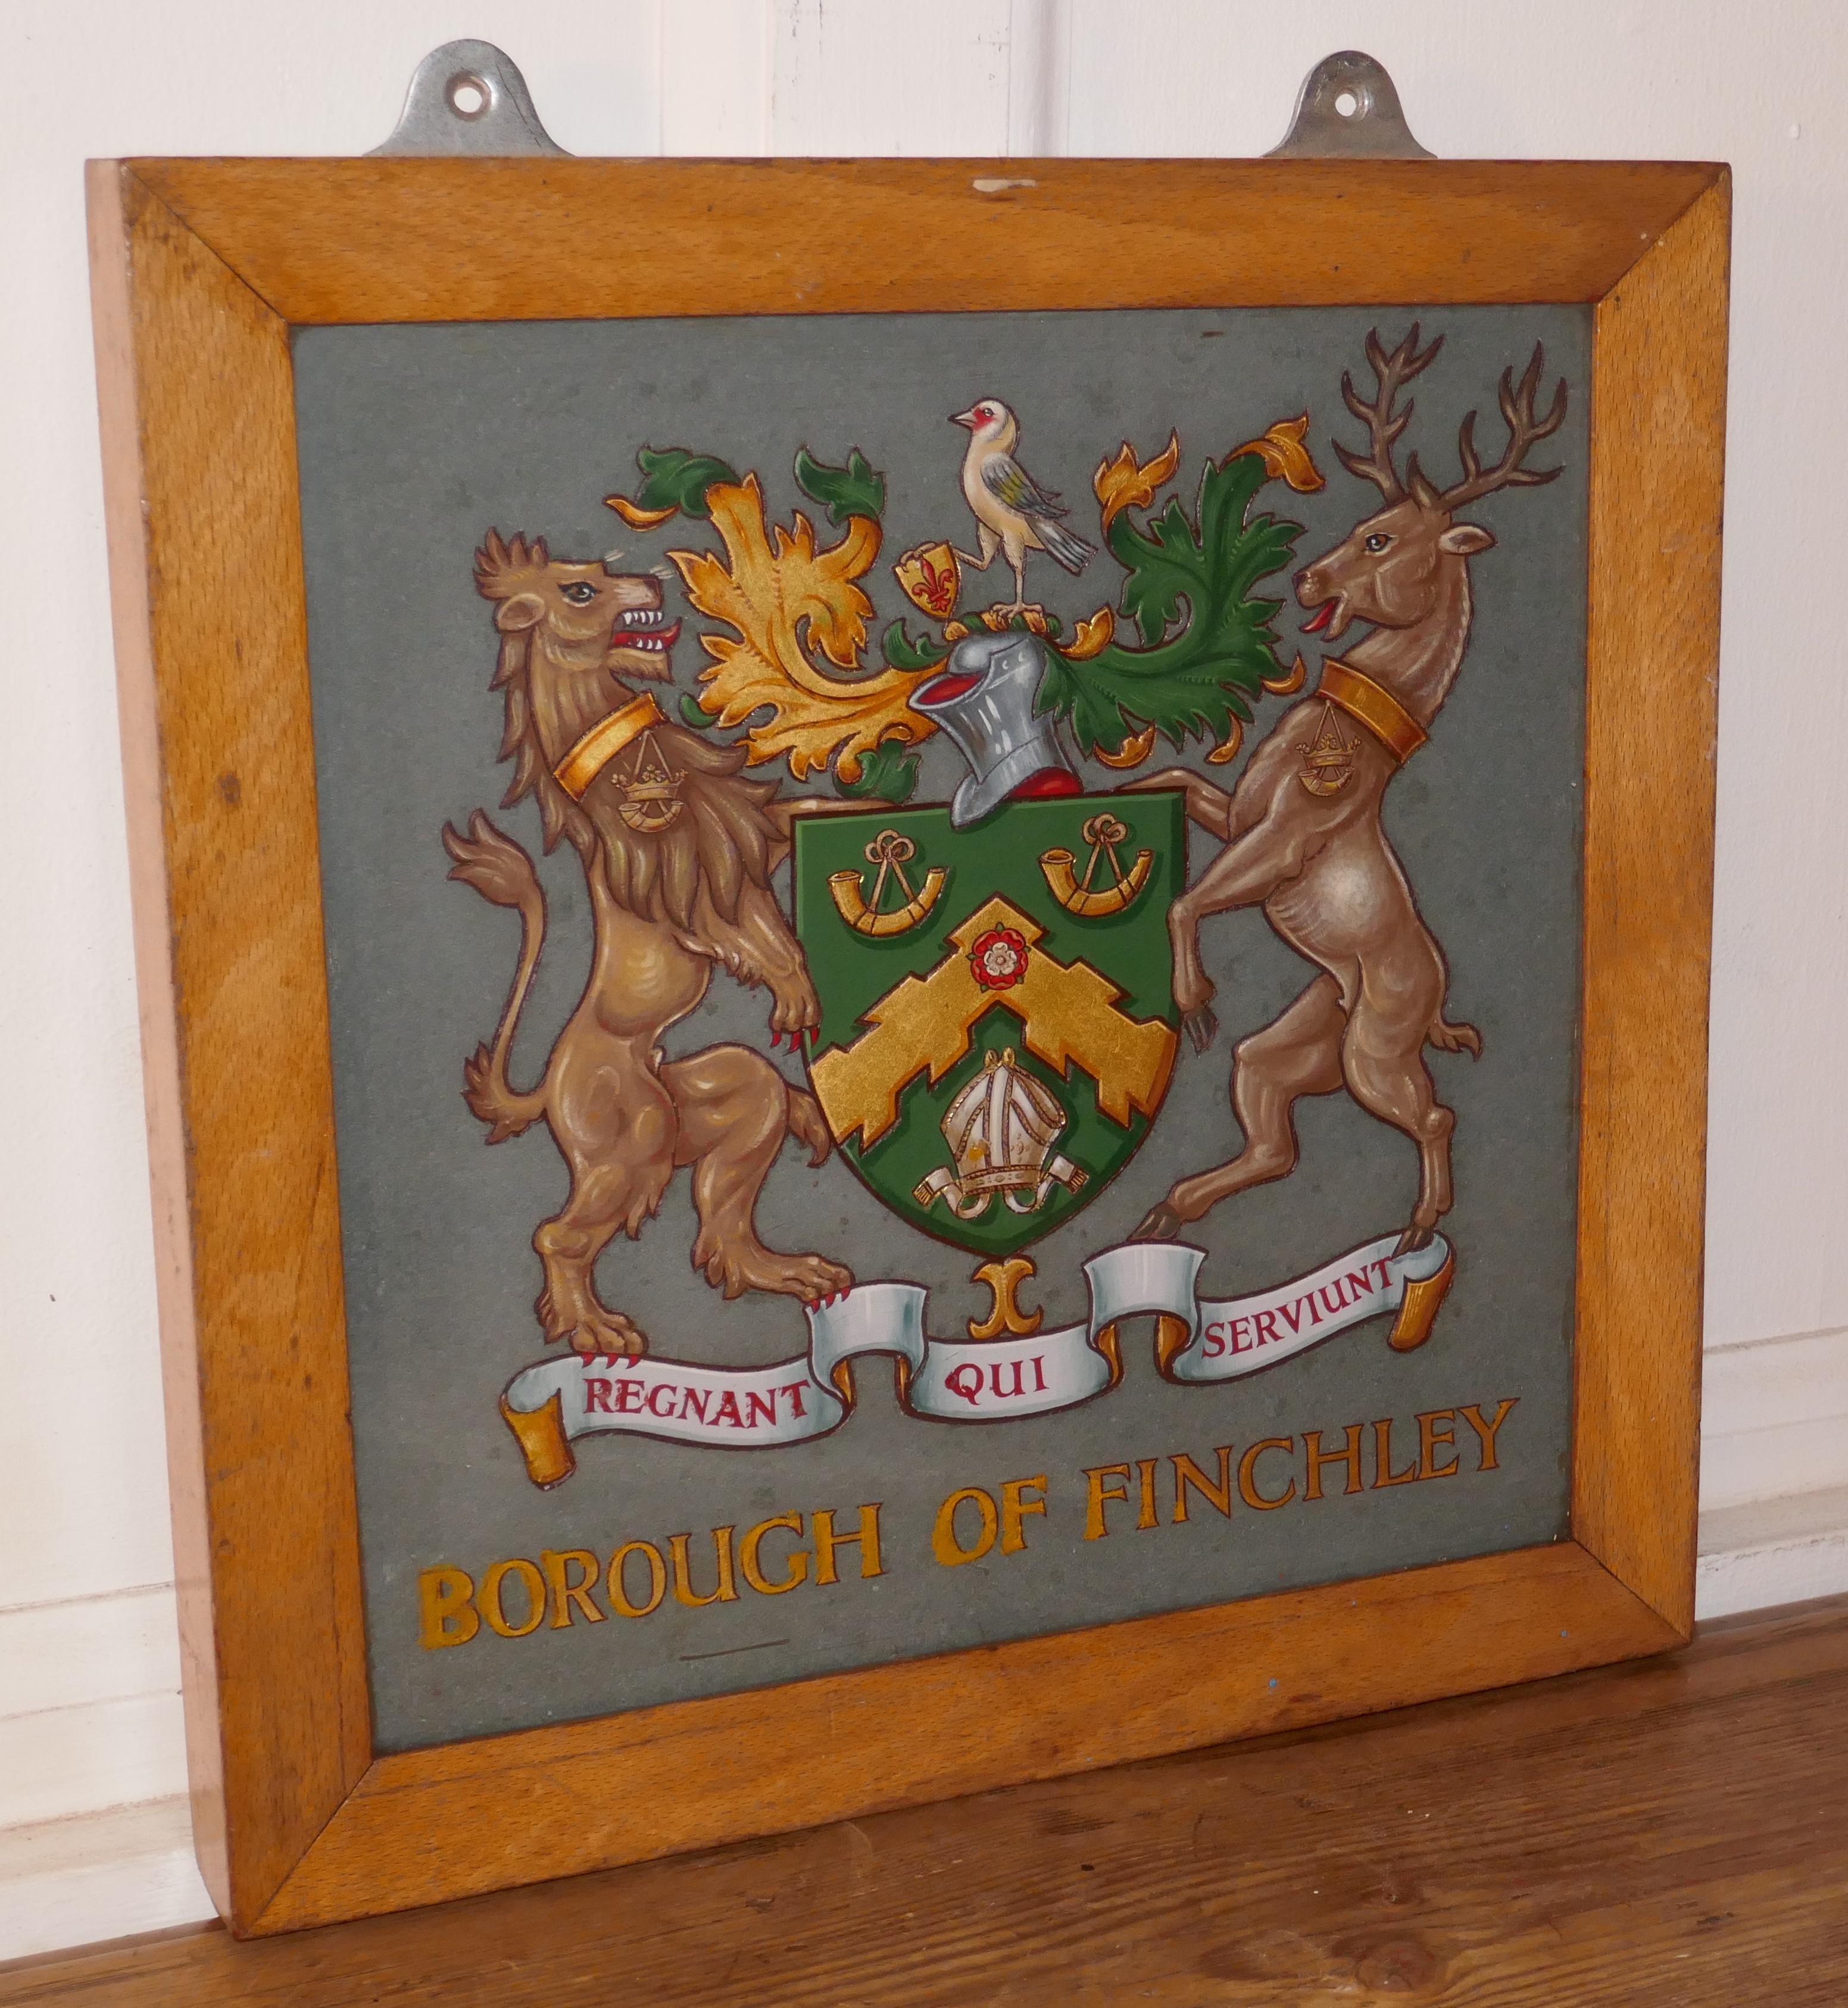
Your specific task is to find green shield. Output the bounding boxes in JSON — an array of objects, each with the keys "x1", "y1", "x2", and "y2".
[{"x1": 795, "y1": 792, "x2": 1184, "y2": 1260}]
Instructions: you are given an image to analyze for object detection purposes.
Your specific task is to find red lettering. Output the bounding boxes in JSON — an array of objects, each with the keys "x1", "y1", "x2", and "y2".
[
  {"x1": 745, "y1": 1390, "x2": 776, "y2": 1429},
  {"x1": 614, "y1": 1378, "x2": 645, "y2": 1414},
  {"x1": 1229, "y1": 1317, "x2": 1254, "y2": 1353},
  {"x1": 713, "y1": 1390, "x2": 745, "y2": 1428},
  {"x1": 646, "y1": 1383, "x2": 678, "y2": 1419},
  {"x1": 1202, "y1": 1321, "x2": 1226, "y2": 1358},
  {"x1": 945, "y1": 1364, "x2": 984, "y2": 1405},
  {"x1": 1372, "y1": 1258, "x2": 1394, "y2": 1289},
  {"x1": 1031, "y1": 1354, "x2": 1047, "y2": 1392},
  {"x1": 1345, "y1": 1267, "x2": 1375, "y2": 1299},
  {"x1": 584, "y1": 1379, "x2": 616, "y2": 1414},
  {"x1": 1277, "y1": 1298, "x2": 1306, "y2": 1335},
  {"x1": 779, "y1": 1379, "x2": 808, "y2": 1419},
  {"x1": 1304, "y1": 1290, "x2": 1325, "y2": 1327},
  {"x1": 1318, "y1": 1283, "x2": 1346, "y2": 1316},
  {"x1": 1254, "y1": 1309, "x2": 1281, "y2": 1345},
  {"x1": 991, "y1": 1360, "x2": 1027, "y2": 1400},
  {"x1": 680, "y1": 1387, "x2": 709, "y2": 1425}
]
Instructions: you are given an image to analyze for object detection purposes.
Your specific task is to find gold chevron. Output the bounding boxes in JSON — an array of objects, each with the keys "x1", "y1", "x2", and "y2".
[{"x1": 809, "y1": 897, "x2": 1178, "y2": 1150}]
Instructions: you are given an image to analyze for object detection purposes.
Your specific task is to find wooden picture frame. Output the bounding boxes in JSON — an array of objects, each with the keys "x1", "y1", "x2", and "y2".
[{"x1": 88, "y1": 152, "x2": 1727, "y2": 1937}]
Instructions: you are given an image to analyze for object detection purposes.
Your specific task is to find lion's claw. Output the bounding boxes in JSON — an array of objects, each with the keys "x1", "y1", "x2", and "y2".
[
  {"x1": 769, "y1": 981, "x2": 823, "y2": 1040},
  {"x1": 760, "y1": 1254, "x2": 854, "y2": 1303},
  {"x1": 558, "y1": 1307, "x2": 648, "y2": 1361}
]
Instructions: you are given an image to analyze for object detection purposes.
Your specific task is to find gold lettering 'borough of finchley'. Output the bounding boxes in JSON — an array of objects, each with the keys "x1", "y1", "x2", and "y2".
[{"x1": 418, "y1": 1398, "x2": 1519, "y2": 1645}]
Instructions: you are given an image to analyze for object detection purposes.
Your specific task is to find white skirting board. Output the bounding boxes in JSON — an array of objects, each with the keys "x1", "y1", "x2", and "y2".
[
  {"x1": 1697, "y1": 1325, "x2": 1848, "y2": 1512},
  {"x1": 1696, "y1": 1326, "x2": 1848, "y2": 1616},
  {"x1": 7, "y1": 1329, "x2": 1848, "y2": 1962},
  {"x1": 1698, "y1": 1484, "x2": 1848, "y2": 1620},
  {"x1": 0, "y1": 1800, "x2": 212, "y2": 1965},
  {"x1": 0, "y1": 1586, "x2": 214, "y2": 1959}
]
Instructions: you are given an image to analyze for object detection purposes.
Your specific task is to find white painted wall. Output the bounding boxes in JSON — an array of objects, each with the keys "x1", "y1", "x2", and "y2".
[{"x1": 3, "y1": 0, "x2": 1844, "y2": 1961}]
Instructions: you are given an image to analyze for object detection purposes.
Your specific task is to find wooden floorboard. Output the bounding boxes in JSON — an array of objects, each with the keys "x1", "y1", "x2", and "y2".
[{"x1": 6, "y1": 1594, "x2": 1847, "y2": 2005}]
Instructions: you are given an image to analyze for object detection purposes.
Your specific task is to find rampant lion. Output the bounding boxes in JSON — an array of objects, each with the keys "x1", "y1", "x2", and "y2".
[{"x1": 444, "y1": 531, "x2": 853, "y2": 1359}]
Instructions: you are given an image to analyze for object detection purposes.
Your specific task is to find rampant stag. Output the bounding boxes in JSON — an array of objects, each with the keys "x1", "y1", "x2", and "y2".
[{"x1": 1129, "y1": 326, "x2": 1567, "y2": 1254}]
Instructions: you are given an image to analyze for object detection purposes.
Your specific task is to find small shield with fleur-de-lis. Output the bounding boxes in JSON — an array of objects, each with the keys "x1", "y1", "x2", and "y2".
[{"x1": 892, "y1": 541, "x2": 963, "y2": 620}]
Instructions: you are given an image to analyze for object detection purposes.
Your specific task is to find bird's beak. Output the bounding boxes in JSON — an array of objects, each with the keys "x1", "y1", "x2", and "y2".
[{"x1": 950, "y1": 409, "x2": 979, "y2": 430}]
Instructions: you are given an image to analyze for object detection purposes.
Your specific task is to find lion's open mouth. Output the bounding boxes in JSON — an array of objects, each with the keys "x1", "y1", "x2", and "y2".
[{"x1": 610, "y1": 607, "x2": 680, "y2": 657}]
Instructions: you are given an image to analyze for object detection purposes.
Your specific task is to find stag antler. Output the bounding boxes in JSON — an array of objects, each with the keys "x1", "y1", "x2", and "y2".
[
  {"x1": 1334, "y1": 323, "x2": 1446, "y2": 504},
  {"x1": 1435, "y1": 343, "x2": 1568, "y2": 509}
]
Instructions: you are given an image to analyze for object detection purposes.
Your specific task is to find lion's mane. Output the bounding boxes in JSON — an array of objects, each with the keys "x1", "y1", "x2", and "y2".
[{"x1": 479, "y1": 534, "x2": 780, "y2": 932}]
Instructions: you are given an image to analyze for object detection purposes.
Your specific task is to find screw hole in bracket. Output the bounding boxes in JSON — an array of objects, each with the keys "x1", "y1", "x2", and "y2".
[{"x1": 447, "y1": 73, "x2": 491, "y2": 120}]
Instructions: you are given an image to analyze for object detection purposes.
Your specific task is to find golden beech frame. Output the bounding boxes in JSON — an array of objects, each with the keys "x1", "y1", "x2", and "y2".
[{"x1": 88, "y1": 155, "x2": 1728, "y2": 1937}]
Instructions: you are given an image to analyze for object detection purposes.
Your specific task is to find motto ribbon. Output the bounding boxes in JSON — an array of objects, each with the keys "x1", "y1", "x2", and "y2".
[{"x1": 501, "y1": 1232, "x2": 1454, "y2": 1486}]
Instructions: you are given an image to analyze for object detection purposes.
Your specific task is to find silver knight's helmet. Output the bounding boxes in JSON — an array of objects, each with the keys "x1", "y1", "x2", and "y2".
[{"x1": 912, "y1": 631, "x2": 1080, "y2": 828}]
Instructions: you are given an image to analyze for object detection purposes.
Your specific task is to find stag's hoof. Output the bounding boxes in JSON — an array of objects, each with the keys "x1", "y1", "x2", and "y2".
[
  {"x1": 1429, "y1": 1018, "x2": 1483, "y2": 1057},
  {"x1": 1132, "y1": 1203, "x2": 1183, "y2": 1242},
  {"x1": 1393, "y1": 1225, "x2": 1434, "y2": 1258},
  {"x1": 1182, "y1": 1006, "x2": 1219, "y2": 1055}
]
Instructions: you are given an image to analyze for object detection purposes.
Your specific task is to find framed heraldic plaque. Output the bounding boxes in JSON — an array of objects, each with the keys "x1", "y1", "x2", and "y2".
[{"x1": 89, "y1": 45, "x2": 1728, "y2": 1937}]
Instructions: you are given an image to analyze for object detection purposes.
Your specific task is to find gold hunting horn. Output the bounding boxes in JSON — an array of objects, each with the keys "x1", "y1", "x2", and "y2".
[
  {"x1": 1039, "y1": 814, "x2": 1153, "y2": 917},
  {"x1": 828, "y1": 829, "x2": 949, "y2": 936}
]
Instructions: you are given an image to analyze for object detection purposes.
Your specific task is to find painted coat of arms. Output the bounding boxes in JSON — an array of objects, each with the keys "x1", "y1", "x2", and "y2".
[{"x1": 440, "y1": 326, "x2": 1568, "y2": 1485}]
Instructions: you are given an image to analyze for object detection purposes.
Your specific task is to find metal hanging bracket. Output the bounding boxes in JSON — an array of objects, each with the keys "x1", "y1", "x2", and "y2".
[
  {"x1": 1266, "y1": 51, "x2": 1433, "y2": 161},
  {"x1": 370, "y1": 40, "x2": 568, "y2": 157},
  {"x1": 372, "y1": 40, "x2": 1422, "y2": 166}
]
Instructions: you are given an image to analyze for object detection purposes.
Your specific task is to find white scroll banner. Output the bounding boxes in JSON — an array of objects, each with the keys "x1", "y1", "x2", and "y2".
[{"x1": 500, "y1": 1232, "x2": 1454, "y2": 1485}]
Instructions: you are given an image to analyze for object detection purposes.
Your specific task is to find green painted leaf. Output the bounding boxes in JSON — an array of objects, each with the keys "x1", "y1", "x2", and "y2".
[
  {"x1": 633, "y1": 446, "x2": 741, "y2": 521},
  {"x1": 836, "y1": 736, "x2": 920, "y2": 805},
  {"x1": 794, "y1": 446, "x2": 887, "y2": 526},
  {"x1": 881, "y1": 619, "x2": 946, "y2": 670},
  {"x1": 678, "y1": 692, "x2": 719, "y2": 729},
  {"x1": 1038, "y1": 450, "x2": 1302, "y2": 756}
]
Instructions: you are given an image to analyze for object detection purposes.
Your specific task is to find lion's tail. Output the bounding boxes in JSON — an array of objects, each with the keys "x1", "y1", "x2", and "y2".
[
  {"x1": 786, "y1": 1084, "x2": 834, "y2": 1169},
  {"x1": 442, "y1": 811, "x2": 550, "y2": 1144}
]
